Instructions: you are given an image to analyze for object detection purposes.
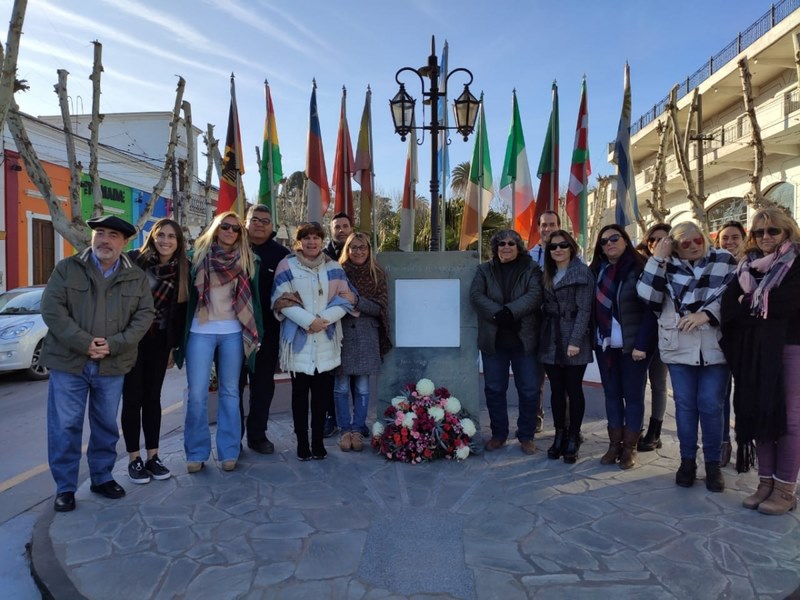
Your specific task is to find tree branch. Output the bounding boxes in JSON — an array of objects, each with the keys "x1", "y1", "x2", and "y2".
[
  {"x1": 54, "y1": 69, "x2": 83, "y2": 220},
  {"x1": 87, "y1": 40, "x2": 104, "y2": 217}
]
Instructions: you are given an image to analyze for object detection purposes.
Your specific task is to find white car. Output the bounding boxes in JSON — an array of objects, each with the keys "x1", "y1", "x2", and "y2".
[{"x1": 0, "y1": 286, "x2": 49, "y2": 380}]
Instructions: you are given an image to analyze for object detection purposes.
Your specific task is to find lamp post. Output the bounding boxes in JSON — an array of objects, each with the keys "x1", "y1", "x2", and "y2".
[{"x1": 390, "y1": 36, "x2": 479, "y2": 251}]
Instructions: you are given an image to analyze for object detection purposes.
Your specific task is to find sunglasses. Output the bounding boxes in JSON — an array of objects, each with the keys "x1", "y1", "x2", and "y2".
[
  {"x1": 599, "y1": 234, "x2": 621, "y2": 246},
  {"x1": 497, "y1": 241, "x2": 516, "y2": 247},
  {"x1": 647, "y1": 236, "x2": 666, "y2": 244},
  {"x1": 751, "y1": 227, "x2": 782, "y2": 238},
  {"x1": 678, "y1": 237, "x2": 704, "y2": 249},
  {"x1": 218, "y1": 223, "x2": 241, "y2": 233},
  {"x1": 548, "y1": 241, "x2": 571, "y2": 251}
]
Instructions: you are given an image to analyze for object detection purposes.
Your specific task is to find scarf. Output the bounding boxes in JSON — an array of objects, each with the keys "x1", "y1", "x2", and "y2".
[
  {"x1": 664, "y1": 248, "x2": 736, "y2": 315},
  {"x1": 141, "y1": 252, "x2": 177, "y2": 324},
  {"x1": 595, "y1": 252, "x2": 633, "y2": 350},
  {"x1": 194, "y1": 242, "x2": 259, "y2": 360},
  {"x1": 737, "y1": 241, "x2": 799, "y2": 319},
  {"x1": 343, "y1": 261, "x2": 393, "y2": 357}
]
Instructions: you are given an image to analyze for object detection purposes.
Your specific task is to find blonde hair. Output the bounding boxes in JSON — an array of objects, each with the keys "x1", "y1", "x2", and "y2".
[
  {"x1": 669, "y1": 221, "x2": 707, "y2": 257},
  {"x1": 192, "y1": 211, "x2": 256, "y2": 277},
  {"x1": 340, "y1": 232, "x2": 383, "y2": 284},
  {"x1": 743, "y1": 206, "x2": 800, "y2": 254}
]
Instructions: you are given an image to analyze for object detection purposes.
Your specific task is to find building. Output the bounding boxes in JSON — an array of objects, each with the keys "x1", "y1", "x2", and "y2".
[{"x1": 606, "y1": 1, "x2": 800, "y2": 237}]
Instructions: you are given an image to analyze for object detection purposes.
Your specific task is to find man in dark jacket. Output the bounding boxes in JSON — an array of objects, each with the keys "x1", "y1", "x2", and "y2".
[
  {"x1": 42, "y1": 215, "x2": 154, "y2": 513},
  {"x1": 239, "y1": 205, "x2": 290, "y2": 454}
]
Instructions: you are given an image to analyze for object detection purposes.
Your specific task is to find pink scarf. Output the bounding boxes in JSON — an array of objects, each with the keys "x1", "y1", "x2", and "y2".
[{"x1": 737, "y1": 241, "x2": 799, "y2": 318}]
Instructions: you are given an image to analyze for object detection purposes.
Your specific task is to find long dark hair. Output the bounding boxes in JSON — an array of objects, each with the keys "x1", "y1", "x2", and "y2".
[
  {"x1": 138, "y1": 218, "x2": 189, "y2": 303},
  {"x1": 542, "y1": 229, "x2": 578, "y2": 289},
  {"x1": 588, "y1": 224, "x2": 644, "y2": 276}
]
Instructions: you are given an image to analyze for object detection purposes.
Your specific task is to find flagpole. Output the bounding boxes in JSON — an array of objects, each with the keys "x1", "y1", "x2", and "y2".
[
  {"x1": 509, "y1": 90, "x2": 516, "y2": 229},
  {"x1": 549, "y1": 80, "x2": 557, "y2": 212},
  {"x1": 230, "y1": 73, "x2": 245, "y2": 217},
  {"x1": 477, "y1": 93, "x2": 485, "y2": 261},
  {"x1": 366, "y1": 86, "x2": 377, "y2": 250}
]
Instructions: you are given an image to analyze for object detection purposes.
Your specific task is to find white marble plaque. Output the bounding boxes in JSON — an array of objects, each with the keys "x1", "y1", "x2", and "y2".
[{"x1": 394, "y1": 279, "x2": 460, "y2": 347}]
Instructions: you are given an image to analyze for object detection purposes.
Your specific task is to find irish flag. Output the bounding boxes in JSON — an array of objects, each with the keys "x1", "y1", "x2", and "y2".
[
  {"x1": 500, "y1": 91, "x2": 535, "y2": 245},
  {"x1": 399, "y1": 114, "x2": 417, "y2": 252},
  {"x1": 459, "y1": 95, "x2": 493, "y2": 251},
  {"x1": 566, "y1": 78, "x2": 590, "y2": 246}
]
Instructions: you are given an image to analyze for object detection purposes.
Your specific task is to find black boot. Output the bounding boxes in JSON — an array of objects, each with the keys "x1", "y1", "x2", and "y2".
[
  {"x1": 675, "y1": 458, "x2": 697, "y2": 487},
  {"x1": 547, "y1": 429, "x2": 566, "y2": 460},
  {"x1": 637, "y1": 417, "x2": 663, "y2": 452},
  {"x1": 562, "y1": 432, "x2": 580, "y2": 464},
  {"x1": 704, "y1": 461, "x2": 724, "y2": 493}
]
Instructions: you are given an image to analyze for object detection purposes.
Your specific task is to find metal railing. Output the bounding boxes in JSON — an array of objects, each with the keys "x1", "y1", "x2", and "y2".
[{"x1": 629, "y1": 0, "x2": 800, "y2": 136}]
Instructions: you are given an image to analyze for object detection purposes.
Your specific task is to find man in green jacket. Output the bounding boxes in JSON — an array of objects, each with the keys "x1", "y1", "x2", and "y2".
[{"x1": 42, "y1": 215, "x2": 154, "y2": 513}]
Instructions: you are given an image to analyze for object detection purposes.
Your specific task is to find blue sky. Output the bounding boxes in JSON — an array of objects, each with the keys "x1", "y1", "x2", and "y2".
[{"x1": 4, "y1": 0, "x2": 773, "y2": 208}]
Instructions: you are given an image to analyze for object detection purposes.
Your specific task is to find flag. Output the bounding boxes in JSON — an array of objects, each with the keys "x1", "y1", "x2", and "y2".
[
  {"x1": 566, "y1": 78, "x2": 591, "y2": 246},
  {"x1": 437, "y1": 40, "x2": 450, "y2": 248},
  {"x1": 258, "y1": 80, "x2": 283, "y2": 220},
  {"x1": 332, "y1": 87, "x2": 355, "y2": 220},
  {"x1": 353, "y1": 87, "x2": 374, "y2": 233},
  {"x1": 459, "y1": 96, "x2": 493, "y2": 251},
  {"x1": 499, "y1": 90, "x2": 536, "y2": 245},
  {"x1": 613, "y1": 62, "x2": 639, "y2": 227},
  {"x1": 217, "y1": 74, "x2": 245, "y2": 215},
  {"x1": 531, "y1": 81, "x2": 560, "y2": 247},
  {"x1": 306, "y1": 79, "x2": 330, "y2": 222},
  {"x1": 399, "y1": 114, "x2": 417, "y2": 252}
]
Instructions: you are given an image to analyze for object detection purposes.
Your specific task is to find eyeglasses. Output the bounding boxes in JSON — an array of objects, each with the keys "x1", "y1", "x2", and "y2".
[
  {"x1": 599, "y1": 234, "x2": 621, "y2": 246},
  {"x1": 219, "y1": 223, "x2": 241, "y2": 233},
  {"x1": 678, "y1": 237, "x2": 704, "y2": 249},
  {"x1": 548, "y1": 242, "x2": 571, "y2": 250},
  {"x1": 496, "y1": 241, "x2": 516, "y2": 247},
  {"x1": 349, "y1": 244, "x2": 368, "y2": 252},
  {"x1": 249, "y1": 217, "x2": 271, "y2": 225},
  {"x1": 751, "y1": 227, "x2": 782, "y2": 238},
  {"x1": 647, "y1": 236, "x2": 666, "y2": 244}
]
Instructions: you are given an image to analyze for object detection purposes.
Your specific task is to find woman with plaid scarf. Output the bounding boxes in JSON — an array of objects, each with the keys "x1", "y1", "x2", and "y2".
[
  {"x1": 122, "y1": 219, "x2": 189, "y2": 484},
  {"x1": 637, "y1": 222, "x2": 736, "y2": 492},
  {"x1": 180, "y1": 212, "x2": 262, "y2": 474},
  {"x1": 721, "y1": 208, "x2": 800, "y2": 515}
]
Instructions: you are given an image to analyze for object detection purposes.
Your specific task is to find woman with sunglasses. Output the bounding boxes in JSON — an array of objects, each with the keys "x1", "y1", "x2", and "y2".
[
  {"x1": 470, "y1": 229, "x2": 543, "y2": 455},
  {"x1": 272, "y1": 222, "x2": 354, "y2": 461},
  {"x1": 638, "y1": 222, "x2": 736, "y2": 492},
  {"x1": 334, "y1": 232, "x2": 392, "y2": 452},
  {"x1": 180, "y1": 211, "x2": 261, "y2": 473},
  {"x1": 539, "y1": 230, "x2": 594, "y2": 463},
  {"x1": 589, "y1": 225, "x2": 655, "y2": 469},
  {"x1": 714, "y1": 220, "x2": 746, "y2": 466},
  {"x1": 721, "y1": 208, "x2": 800, "y2": 514},
  {"x1": 635, "y1": 223, "x2": 672, "y2": 453}
]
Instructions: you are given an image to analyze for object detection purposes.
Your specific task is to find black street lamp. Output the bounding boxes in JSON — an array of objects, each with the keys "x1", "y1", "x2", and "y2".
[{"x1": 390, "y1": 36, "x2": 479, "y2": 251}]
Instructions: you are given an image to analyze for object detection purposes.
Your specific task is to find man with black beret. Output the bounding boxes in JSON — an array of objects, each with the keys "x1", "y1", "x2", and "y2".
[{"x1": 41, "y1": 214, "x2": 154, "y2": 512}]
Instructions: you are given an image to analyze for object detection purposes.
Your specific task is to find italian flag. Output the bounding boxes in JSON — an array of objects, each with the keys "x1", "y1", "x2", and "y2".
[{"x1": 500, "y1": 91, "x2": 535, "y2": 245}]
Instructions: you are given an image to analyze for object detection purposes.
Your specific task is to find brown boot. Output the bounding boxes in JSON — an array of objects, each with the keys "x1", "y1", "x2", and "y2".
[
  {"x1": 757, "y1": 479, "x2": 797, "y2": 515},
  {"x1": 600, "y1": 427, "x2": 624, "y2": 465},
  {"x1": 742, "y1": 477, "x2": 774, "y2": 510},
  {"x1": 619, "y1": 429, "x2": 640, "y2": 470}
]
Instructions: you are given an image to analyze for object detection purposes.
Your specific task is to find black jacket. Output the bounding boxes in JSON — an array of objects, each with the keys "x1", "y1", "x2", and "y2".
[{"x1": 253, "y1": 235, "x2": 290, "y2": 337}]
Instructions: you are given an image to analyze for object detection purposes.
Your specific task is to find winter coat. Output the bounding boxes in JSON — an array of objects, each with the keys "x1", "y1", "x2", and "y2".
[
  {"x1": 470, "y1": 253, "x2": 543, "y2": 355},
  {"x1": 539, "y1": 259, "x2": 595, "y2": 366},
  {"x1": 337, "y1": 294, "x2": 383, "y2": 375},
  {"x1": 594, "y1": 259, "x2": 656, "y2": 354},
  {"x1": 40, "y1": 248, "x2": 155, "y2": 375}
]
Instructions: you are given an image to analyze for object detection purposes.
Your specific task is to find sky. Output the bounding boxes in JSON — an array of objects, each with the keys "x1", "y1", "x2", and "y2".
[{"x1": 2, "y1": 0, "x2": 776, "y2": 210}]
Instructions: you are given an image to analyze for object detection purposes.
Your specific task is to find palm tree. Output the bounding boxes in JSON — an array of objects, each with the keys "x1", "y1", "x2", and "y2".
[{"x1": 450, "y1": 161, "x2": 470, "y2": 198}]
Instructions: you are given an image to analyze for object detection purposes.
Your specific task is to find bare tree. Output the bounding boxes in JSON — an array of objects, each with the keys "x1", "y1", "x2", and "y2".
[
  {"x1": 587, "y1": 175, "x2": 611, "y2": 250},
  {"x1": 645, "y1": 119, "x2": 672, "y2": 224},
  {"x1": 0, "y1": 0, "x2": 27, "y2": 136},
  {"x1": 667, "y1": 85, "x2": 707, "y2": 231},
  {"x1": 87, "y1": 41, "x2": 105, "y2": 217},
  {"x1": 737, "y1": 56, "x2": 768, "y2": 209},
  {"x1": 54, "y1": 69, "x2": 82, "y2": 222}
]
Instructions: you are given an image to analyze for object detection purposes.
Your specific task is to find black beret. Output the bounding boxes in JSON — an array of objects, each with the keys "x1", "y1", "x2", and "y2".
[{"x1": 86, "y1": 215, "x2": 136, "y2": 238}]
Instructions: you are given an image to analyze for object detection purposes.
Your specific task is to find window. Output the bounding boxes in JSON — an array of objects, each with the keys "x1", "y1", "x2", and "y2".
[
  {"x1": 765, "y1": 182, "x2": 795, "y2": 216},
  {"x1": 707, "y1": 197, "x2": 747, "y2": 233}
]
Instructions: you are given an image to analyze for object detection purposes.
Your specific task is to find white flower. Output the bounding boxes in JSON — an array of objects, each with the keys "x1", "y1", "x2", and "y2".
[
  {"x1": 402, "y1": 411, "x2": 417, "y2": 429},
  {"x1": 416, "y1": 378, "x2": 435, "y2": 397},
  {"x1": 372, "y1": 421, "x2": 384, "y2": 438},
  {"x1": 444, "y1": 396, "x2": 461, "y2": 414},
  {"x1": 460, "y1": 418, "x2": 476, "y2": 438},
  {"x1": 391, "y1": 396, "x2": 406, "y2": 408},
  {"x1": 455, "y1": 445, "x2": 470, "y2": 460},
  {"x1": 428, "y1": 406, "x2": 445, "y2": 422}
]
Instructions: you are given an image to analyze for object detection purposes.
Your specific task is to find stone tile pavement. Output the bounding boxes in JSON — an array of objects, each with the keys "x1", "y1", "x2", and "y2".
[{"x1": 30, "y1": 382, "x2": 800, "y2": 599}]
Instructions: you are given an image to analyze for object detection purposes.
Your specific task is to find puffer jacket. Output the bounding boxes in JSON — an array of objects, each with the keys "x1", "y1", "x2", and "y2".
[
  {"x1": 40, "y1": 248, "x2": 154, "y2": 375},
  {"x1": 539, "y1": 258, "x2": 595, "y2": 366},
  {"x1": 272, "y1": 254, "x2": 347, "y2": 375},
  {"x1": 470, "y1": 253, "x2": 543, "y2": 355}
]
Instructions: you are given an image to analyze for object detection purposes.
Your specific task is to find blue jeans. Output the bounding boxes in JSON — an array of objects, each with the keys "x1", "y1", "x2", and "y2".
[
  {"x1": 334, "y1": 374, "x2": 369, "y2": 432},
  {"x1": 668, "y1": 363, "x2": 728, "y2": 462},
  {"x1": 47, "y1": 362, "x2": 125, "y2": 494},
  {"x1": 482, "y1": 348, "x2": 540, "y2": 442},
  {"x1": 595, "y1": 347, "x2": 650, "y2": 432},
  {"x1": 185, "y1": 331, "x2": 243, "y2": 463}
]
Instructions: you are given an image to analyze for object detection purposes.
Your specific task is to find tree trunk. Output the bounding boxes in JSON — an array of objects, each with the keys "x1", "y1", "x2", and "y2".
[
  {"x1": 55, "y1": 69, "x2": 83, "y2": 221},
  {"x1": 667, "y1": 86, "x2": 707, "y2": 231},
  {"x1": 0, "y1": 0, "x2": 27, "y2": 136},
  {"x1": 646, "y1": 119, "x2": 672, "y2": 223},
  {"x1": 134, "y1": 77, "x2": 185, "y2": 231},
  {"x1": 587, "y1": 176, "x2": 610, "y2": 250},
  {"x1": 737, "y1": 57, "x2": 767, "y2": 209},
  {"x1": 203, "y1": 123, "x2": 218, "y2": 223},
  {"x1": 87, "y1": 41, "x2": 104, "y2": 217},
  {"x1": 8, "y1": 103, "x2": 89, "y2": 249},
  {"x1": 181, "y1": 99, "x2": 195, "y2": 234}
]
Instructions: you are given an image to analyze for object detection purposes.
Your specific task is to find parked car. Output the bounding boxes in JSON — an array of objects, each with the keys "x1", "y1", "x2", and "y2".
[{"x1": 0, "y1": 286, "x2": 48, "y2": 380}]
